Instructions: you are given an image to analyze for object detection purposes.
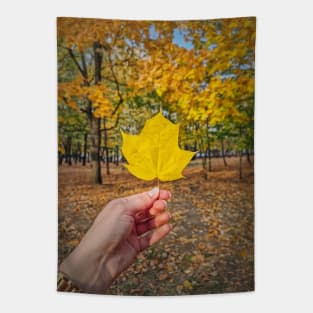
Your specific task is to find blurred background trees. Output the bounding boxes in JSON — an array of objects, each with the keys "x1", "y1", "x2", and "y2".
[{"x1": 57, "y1": 17, "x2": 255, "y2": 183}]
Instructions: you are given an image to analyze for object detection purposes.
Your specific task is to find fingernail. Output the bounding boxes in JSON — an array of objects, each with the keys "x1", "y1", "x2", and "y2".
[
  {"x1": 168, "y1": 191, "x2": 172, "y2": 199},
  {"x1": 148, "y1": 187, "x2": 159, "y2": 197},
  {"x1": 168, "y1": 212, "x2": 172, "y2": 219},
  {"x1": 162, "y1": 200, "x2": 167, "y2": 208},
  {"x1": 169, "y1": 223, "x2": 173, "y2": 230}
]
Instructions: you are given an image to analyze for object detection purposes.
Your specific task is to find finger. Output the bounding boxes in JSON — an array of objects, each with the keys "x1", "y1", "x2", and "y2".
[
  {"x1": 159, "y1": 190, "x2": 171, "y2": 201},
  {"x1": 134, "y1": 208, "x2": 153, "y2": 223},
  {"x1": 133, "y1": 191, "x2": 170, "y2": 222},
  {"x1": 119, "y1": 187, "x2": 159, "y2": 214},
  {"x1": 149, "y1": 199, "x2": 167, "y2": 216},
  {"x1": 136, "y1": 211, "x2": 171, "y2": 236},
  {"x1": 139, "y1": 223, "x2": 172, "y2": 251}
]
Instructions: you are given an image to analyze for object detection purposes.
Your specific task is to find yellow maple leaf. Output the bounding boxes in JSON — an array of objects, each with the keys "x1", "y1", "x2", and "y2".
[{"x1": 121, "y1": 112, "x2": 196, "y2": 181}]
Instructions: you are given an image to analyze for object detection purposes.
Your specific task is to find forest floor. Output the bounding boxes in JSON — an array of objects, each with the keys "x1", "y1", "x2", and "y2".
[{"x1": 58, "y1": 156, "x2": 254, "y2": 295}]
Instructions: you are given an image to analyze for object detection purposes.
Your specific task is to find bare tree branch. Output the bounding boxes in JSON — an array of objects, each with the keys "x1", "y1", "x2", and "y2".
[
  {"x1": 100, "y1": 114, "x2": 120, "y2": 131},
  {"x1": 106, "y1": 50, "x2": 124, "y2": 116},
  {"x1": 59, "y1": 45, "x2": 87, "y2": 79}
]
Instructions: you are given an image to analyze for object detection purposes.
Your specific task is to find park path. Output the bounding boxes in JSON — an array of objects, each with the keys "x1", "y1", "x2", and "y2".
[{"x1": 59, "y1": 159, "x2": 254, "y2": 295}]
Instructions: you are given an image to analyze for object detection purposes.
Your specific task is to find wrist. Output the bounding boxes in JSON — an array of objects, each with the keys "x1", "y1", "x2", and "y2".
[{"x1": 59, "y1": 245, "x2": 113, "y2": 293}]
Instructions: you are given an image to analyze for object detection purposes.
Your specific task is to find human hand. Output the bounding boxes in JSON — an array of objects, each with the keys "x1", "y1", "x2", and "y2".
[{"x1": 59, "y1": 187, "x2": 172, "y2": 293}]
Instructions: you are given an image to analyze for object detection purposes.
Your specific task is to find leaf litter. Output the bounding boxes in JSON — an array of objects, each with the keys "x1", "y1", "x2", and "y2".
[{"x1": 58, "y1": 157, "x2": 254, "y2": 295}]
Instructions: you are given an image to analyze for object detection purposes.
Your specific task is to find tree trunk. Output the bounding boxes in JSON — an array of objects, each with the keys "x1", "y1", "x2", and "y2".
[
  {"x1": 88, "y1": 41, "x2": 103, "y2": 184},
  {"x1": 103, "y1": 118, "x2": 110, "y2": 175},
  {"x1": 221, "y1": 139, "x2": 227, "y2": 167},
  {"x1": 58, "y1": 151, "x2": 63, "y2": 166},
  {"x1": 66, "y1": 136, "x2": 72, "y2": 166},
  {"x1": 246, "y1": 149, "x2": 252, "y2": 165},
  {"x1": 76, "y1": 142, "x2": 81, "y2": 163},
  {"x1": 239, "y1": 150, "x2": 243, "y2": 179},
  {"x1": 207, "y1": 142, "x2": 212, "y2": 172},
  {"x1": 74, "y1": 147, "x2": 78, "y2": 164},
  {"x1": 202, "y1": 151, "x2": 207, "y2": 169},
  {"x1": 94, "y1": 41, "x2": 102, "y2": 83},
  {"x1": 65, "y1": 141, "x2": 69, "y2": 164},
  {"x1": 83, "y1": 132, "x2": 88, "y2": 166},
  {"x1": 239, "y1": 126, "x2": 243, "y2": 179},
  {"x1": 90, "y1": 117, "x2": 102, "y2": 184},
  {"x1": 200, "y1": 139, "x2": 207, "y2": 170},
  {"x1": 202, "y1": 149, "x2": 209, "y2": 180},
  {"x1": 206, "y1": 117, "x2": 212, "y2": 172},
  {"x1": 105, "y1": 147, "x2": 110, "y2": 175}
]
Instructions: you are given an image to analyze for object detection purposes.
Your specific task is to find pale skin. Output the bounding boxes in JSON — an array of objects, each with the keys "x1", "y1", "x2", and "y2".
[{"x1": 59, "y1": 187, "x2": 172, "y2": 294}]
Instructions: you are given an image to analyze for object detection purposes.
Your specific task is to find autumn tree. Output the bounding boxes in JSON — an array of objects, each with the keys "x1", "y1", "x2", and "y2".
[
  {"x1": 128, "y1": 17, "x2": 255, "y2": 177},
  {"x1": 58, "y1": 104, "x2": 89, "y2": 166},
  {"x1": 57, "y1": 18, "x2": 153, "y2": 183},
  {"x1": 58, "y1": 17, "x2": 255, "y2": 181}
]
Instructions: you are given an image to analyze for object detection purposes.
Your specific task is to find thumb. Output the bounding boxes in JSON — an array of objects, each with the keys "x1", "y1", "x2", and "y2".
[{"x1": 122, "y1": 187, "x2": 159, "y2": 213}]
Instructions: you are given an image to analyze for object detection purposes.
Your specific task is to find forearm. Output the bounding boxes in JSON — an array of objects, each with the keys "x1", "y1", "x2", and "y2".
[{"x1": 58, "y1": 246, "x2": 115, "y2": 294}]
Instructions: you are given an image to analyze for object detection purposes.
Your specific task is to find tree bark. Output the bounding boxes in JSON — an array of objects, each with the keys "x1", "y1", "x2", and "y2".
[
  {"x1": 88, "y1": 41, "x2": 104, "y2": 184},
  {"x1": 83, "y1": 132, "x2": 88, "y2": 166},
  {"x1": 90, "y1": 117, "x2": 102, "y2": 184},
  {"x1": 221, "y1": 139, "x2": 227, "y2": 167},
  {"x1": 74, "y1": 144, "x2": 79, "y2": 164},
  {"x1": 77, "y1": 142, "x2": 82, "y2": 163},
  {"x1": 66, "y1": 136, "x2": 72, "y2": 166},
  {"x1": 58, "y1": 151, "x2": 64, "y2": 166},
  {"x1": 200, "y1": 138, "x2": 207, "y2": 170},
  {"x1": 103, "y1": 118, "x2": 110, "y2": 175},
  {"x1": 206, "y1": 117, "x2": 212, "y2": 172},
  {"x1": 246, "y1": 149, "x2": 252, "y2": 165},
  {"x1": 93, "y1": 41, "x2": 102, "y2": 83},
  {"x1": 202, "y1": 150, "x2": 207, "y2": 169},
  {"x1": 239, "y1": 150, "x2": 243, "y2": 179}
]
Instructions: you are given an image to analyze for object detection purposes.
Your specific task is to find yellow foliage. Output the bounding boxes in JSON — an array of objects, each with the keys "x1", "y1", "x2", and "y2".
[{"x1": 58, "y1": 17, "x2": 255, "y2": 130}]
